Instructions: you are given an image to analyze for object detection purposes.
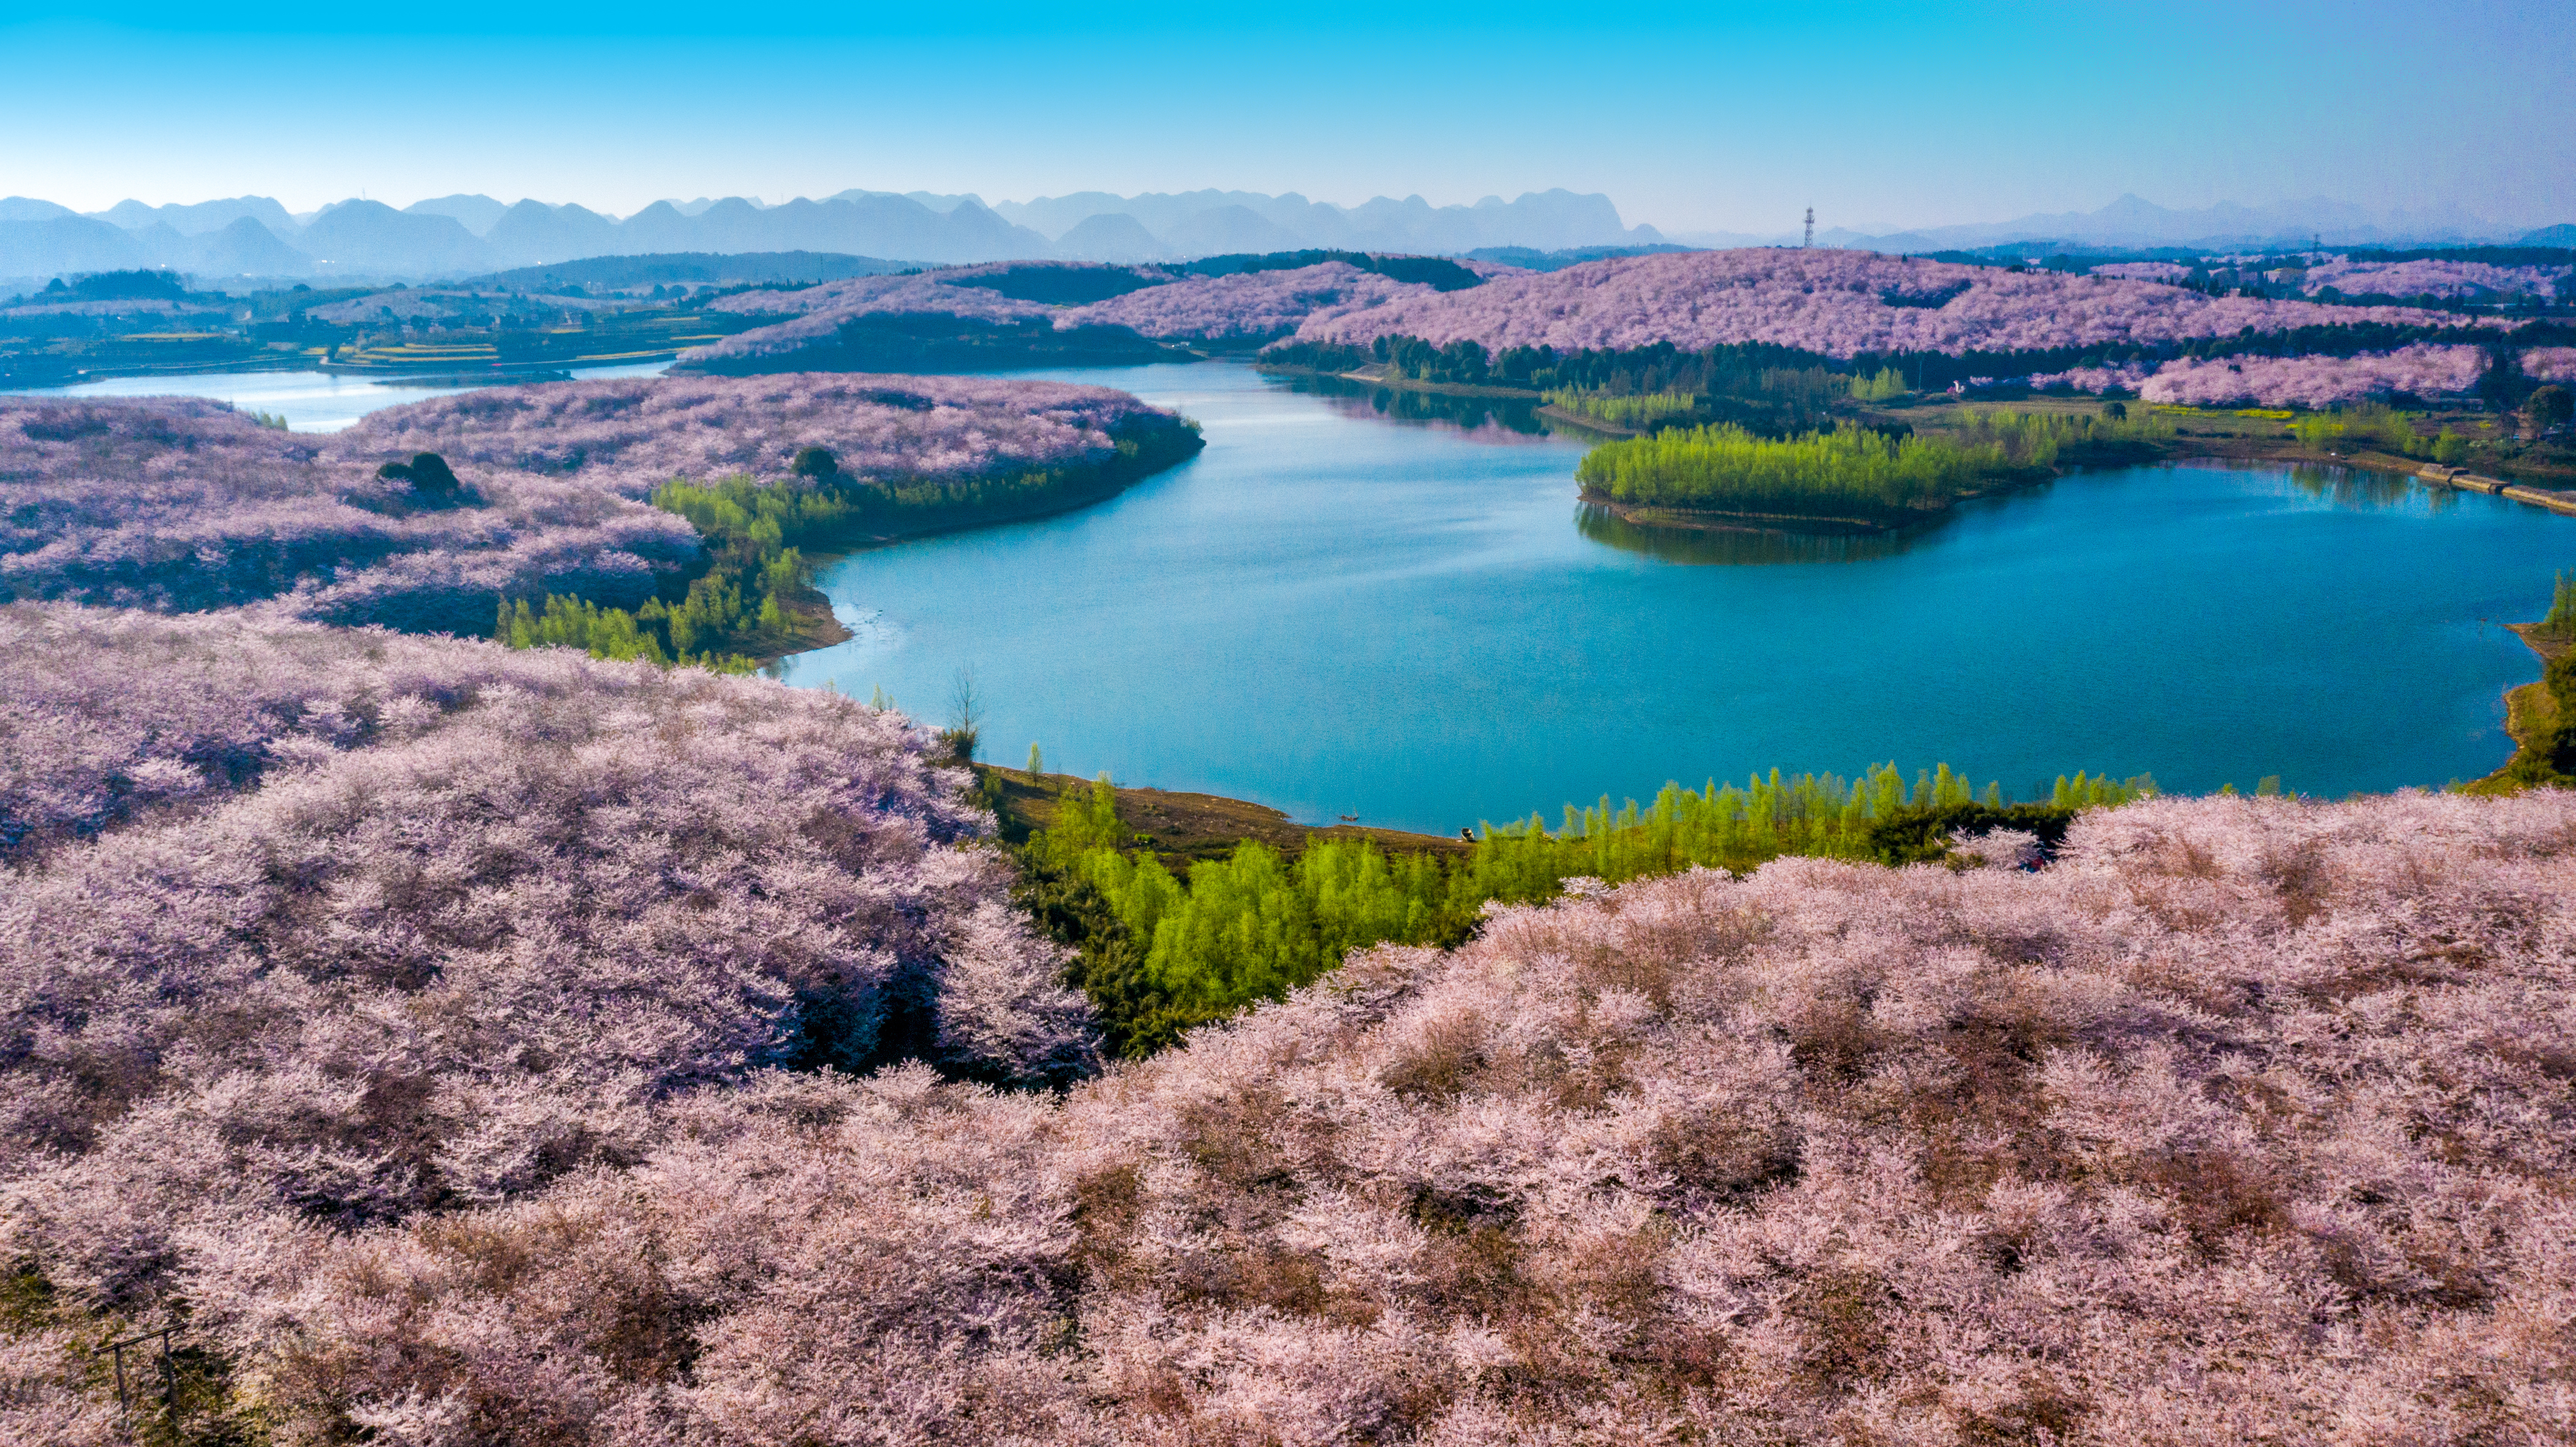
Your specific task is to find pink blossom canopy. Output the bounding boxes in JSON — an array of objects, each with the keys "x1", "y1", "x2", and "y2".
[{"x1": 1292, "y1": 248, "x2": 2477, "y2": 358}]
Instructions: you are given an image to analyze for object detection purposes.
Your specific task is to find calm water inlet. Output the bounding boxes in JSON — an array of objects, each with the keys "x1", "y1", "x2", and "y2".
[
  {"x1": 776, "y1": 362, "x2": 2571, "y2": 834},
  {"x1": 19, "y1": 361, "x2": 673, "y2": 431}
]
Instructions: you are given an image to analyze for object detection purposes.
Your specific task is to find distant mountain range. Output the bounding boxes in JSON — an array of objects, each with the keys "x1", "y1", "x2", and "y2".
[
  {"x1": 0, "y1": 187, "x2": 2561, "y2": 289},
  {"x1": 0, "y1": 188, "x2": 1665, "y2": 285}
]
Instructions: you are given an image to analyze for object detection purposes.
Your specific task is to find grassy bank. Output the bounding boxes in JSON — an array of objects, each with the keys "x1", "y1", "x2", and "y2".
[{"x1": 2467, "y1": 575, "x2": 2576, "y2": 792}]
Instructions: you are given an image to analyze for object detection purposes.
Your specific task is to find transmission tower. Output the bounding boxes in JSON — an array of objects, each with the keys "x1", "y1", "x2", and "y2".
[{"x1": 1803, "y1": 207, "x2": 1814, "y2": 248}]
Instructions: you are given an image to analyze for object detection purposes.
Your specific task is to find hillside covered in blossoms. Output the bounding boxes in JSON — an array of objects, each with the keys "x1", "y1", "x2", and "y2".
[
  {"x1": 672, "y1": 247, "x2": 2570, "y2": 409},
  {"x1": 337, "y1": 371, "x2": 1182, "y2": 497},
  {"x1": 5, "y1": 768, "x2": 2569, "y2": 1444},
  {"x1": 0, "y1": 603, "x2": 1092, "y2": 1329},
  {"x1": 0, "y1": 375, "x2": 1195, "y2": 639},
  {"x1": 1289, "y1": 249, "x2": 2471, "y2": 358},
  {"x1": 682, "y1": 257, "x2": 1486, "y2": 371}
]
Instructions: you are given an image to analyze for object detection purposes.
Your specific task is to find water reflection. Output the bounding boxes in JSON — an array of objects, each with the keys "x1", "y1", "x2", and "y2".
[
  {"x1": 1575, "y1": 503, "x2": 1929, "y2": 565},
  {"x1": 2284, "y1": 462, "x2": 2441, "y2": 511},
  {"x1": 1271, "y1": 370, "x2": 1555, "y2": 442}
]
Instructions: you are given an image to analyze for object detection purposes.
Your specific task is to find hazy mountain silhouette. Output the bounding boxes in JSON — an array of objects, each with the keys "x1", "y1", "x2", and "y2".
[
  {"x1": 296, "y1": 201, "x2": 496, "y2": 273},
  {"x1": 405, "y1": 194, "x2": 512, "y2": 236},
  {"x1": 4, "y1": 187, "x2": 1659, "y2": 280},
  {"x1": 1158, "y1": 205, "x2": 1305, "y2": 256},
  {"x1": 0, "y1": 197, "x2": 79, "y2": 222},
  {"x1": 92, "y1": 196, "x2": 301, "y2": 238},
  {"x1": 184, "y1": 215, "x2": 312, "y2": 276},
  {"x1": 5, "y1": 187, "x2": 2559, "y2": 287},
  {"x1": 0, "y1": 217, "x2": 152, "y2": 278},
  {"x1": 484, "y1": 200, "x2": 621, "y2": 267},
  {"x1": 1050, "y1": 212, "x2": 1172, "y2": 263}
]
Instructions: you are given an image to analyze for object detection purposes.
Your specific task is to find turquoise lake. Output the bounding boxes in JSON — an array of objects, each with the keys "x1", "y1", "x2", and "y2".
[{"x1": 775, "y1": 361, "x2": 2570, "y2": 835}]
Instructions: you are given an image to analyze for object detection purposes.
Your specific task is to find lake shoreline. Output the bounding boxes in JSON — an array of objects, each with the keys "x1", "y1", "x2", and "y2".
[
  {"x1": 745, "y1": 473, "x2": 1142, "y2": 666},
  {"x1": 2466, "y1": 621, "x2": 2570, "y2": 792},
  {"x1": 977, "y1": 765, "x2": 1472, "y2": 866},
  {"x1": 738, "y1": 425, "x2": 1205, "y2": 665}
]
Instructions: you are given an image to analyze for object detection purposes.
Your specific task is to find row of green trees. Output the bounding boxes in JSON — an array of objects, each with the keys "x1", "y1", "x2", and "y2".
[
  {"x1": 497, "y1": 594, "x2": 760, "y2": 672},
  {"x1": 1576, "y1": 409, "x2": 2171, "y2": 521},
  {"x1": 1851, "y1": 366, "x2": 1911, "y2": 402},
  {"x1": 1254, "y1": 338, "x2": 1933, "y2": 437},
  {"x1": 2286, "y1": 403, "x2": 2473, "y2": 463},
  {"x1": 2539, "y1": 571, "x2": 2576, "y2": 642},
  {"x1": 1541, "y1": 389, "x2": 1699, "y2": 428},
  {"x1": 1577, "y1": 421, "x2": 2016, "y2": 518},
  {"x1": 495, "y1": 471, "x2": 821, "y2": 671},
  {"x1": 1016, "y1": 763, "x2": 2155, "y2": 1056}
]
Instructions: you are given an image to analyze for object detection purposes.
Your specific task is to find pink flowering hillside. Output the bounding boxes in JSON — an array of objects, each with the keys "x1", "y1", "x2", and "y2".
[
  {"x1": 686, "y1": 260, "x2": 1458, "y2": 367},
  {"x1": 0, "y1": 604, "x2": 1092, "y2": 1325},
  {"x1": 1293, "y1": 248, "x2": 2470, "y2": 358},
  {"x1": 2526, "y1": 347, "x2": 2576, "y2": 383},
  {"x1": 706, "y1": 266, "x2": 1060, "y2": 324},
  {"x1": 2301, "y1": 258, "x2": 2571, "y2": 304},
  {"x1": 2, "y1": 376, "x2": 1184, "y2": 638},
  {"x1": 339, "y1": 372, "x2": 1177, "y2": 495},
  {"x1": 1057, "y1": 262, "x2": 1431, "y2": 340},
  {"x1": 14, "y1": 786, "x2": 2568, "y2": 1443},
  {"x1": 2029, "y1": 344, "x2": 2498, "y2": 408},
  {"x1": 0, "y1": 397, "x2": 699, "y2": 634},
  {"x1": 2136, "y1": 344, "x2": 2489, "y2": 408}
]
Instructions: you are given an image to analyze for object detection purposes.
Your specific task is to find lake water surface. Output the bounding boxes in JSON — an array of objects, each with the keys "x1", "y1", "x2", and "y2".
[
  {"x1": 24, "y1": 361, "x2": 671, "y2": 431},
  {"x1": 22, "y1": 358, "x2": 2557, "y2": 830},
  {"x1": 776, "y1": 361, "x2": 2571, "y2": 833}
]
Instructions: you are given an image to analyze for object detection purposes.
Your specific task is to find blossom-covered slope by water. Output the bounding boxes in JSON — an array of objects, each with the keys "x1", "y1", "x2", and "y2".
[
  {"x1": 680, "y1": 250, "x2": 2539, "y2": 405},
  {"x1": 337, "y1": 372, "x2": 1177, "y2": 495},
  {"x1": 9, "y1": 776, "x2": 2568, "y2": 1444},
  {"x1": 1, "y1": 375, "x2": 1180, "y2": 634}
]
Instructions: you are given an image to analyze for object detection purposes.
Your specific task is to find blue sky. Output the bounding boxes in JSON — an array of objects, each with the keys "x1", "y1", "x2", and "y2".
[{"x1": 4, "y1": 1, "x2": 2569, "y2": 232}]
